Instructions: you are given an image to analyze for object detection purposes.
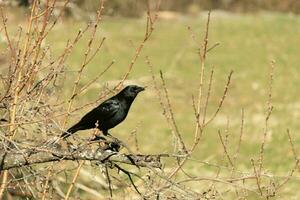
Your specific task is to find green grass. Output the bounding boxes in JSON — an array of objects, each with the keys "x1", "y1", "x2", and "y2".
[
  {"x1": 4, "y1": 11, "x2": 300, "y2": 198},
  {"x1": 57, "y1": 13, "x2": 300, "y2": 198}
]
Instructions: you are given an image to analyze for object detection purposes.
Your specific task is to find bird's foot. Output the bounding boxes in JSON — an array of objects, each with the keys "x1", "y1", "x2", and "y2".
[
  {"x1": 98, "y1": 133, "x2": 121, "y2": 152},
  {"x1": 88, "y1": 134, "x2": 120, "y2": 152},
  {"x1": 105, "y1": 140, "x2": 121, "y2": 152},
  {"x1": 105, "y1": 134, "x2": 134, "y2": 154}
]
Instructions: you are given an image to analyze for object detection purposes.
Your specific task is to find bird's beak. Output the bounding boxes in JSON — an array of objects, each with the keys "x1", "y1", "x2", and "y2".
[{"x1": 136, "y1": 86, "x2": 145, "y2": 93}]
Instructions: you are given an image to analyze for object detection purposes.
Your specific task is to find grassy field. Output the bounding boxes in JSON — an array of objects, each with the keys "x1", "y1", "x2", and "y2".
[{"x1": 3, "y1": 10, "x2": 300, "y2": 198}]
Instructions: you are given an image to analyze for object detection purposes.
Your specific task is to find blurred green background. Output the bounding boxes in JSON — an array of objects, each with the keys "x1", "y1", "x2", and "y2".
[{"x1": 2, "y1": 1, "x2": 300, "y2": 198}]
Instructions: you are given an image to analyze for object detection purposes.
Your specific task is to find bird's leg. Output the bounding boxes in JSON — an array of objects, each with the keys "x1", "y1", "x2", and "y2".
[
  {"x1": 103, "y1": 130, "x2": 109, "y2": 136},
  {"x1": 106, "y1": 133, "x2": 134, "y2": 154},
  {"x1": 106, "y1": 132, "x2": 120, "y2": 143},
  {"x1": 102, "y1": 132, "x2": 120, "y2": 152}
]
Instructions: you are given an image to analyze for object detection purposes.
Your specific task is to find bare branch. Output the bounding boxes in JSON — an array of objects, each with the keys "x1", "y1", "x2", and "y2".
[{"x1": 0, "y1": 145, "x2": 162, "y2": 171}]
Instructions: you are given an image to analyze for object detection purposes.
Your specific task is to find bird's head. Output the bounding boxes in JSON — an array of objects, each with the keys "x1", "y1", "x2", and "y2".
[{"x1": 120, "y1": 85, "x2": 145, "y2": 99}]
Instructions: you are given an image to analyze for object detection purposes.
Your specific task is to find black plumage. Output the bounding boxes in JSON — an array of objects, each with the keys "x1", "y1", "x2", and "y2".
[{"x1": 61, "y1": 85, "x2": 144, "y2": 139}]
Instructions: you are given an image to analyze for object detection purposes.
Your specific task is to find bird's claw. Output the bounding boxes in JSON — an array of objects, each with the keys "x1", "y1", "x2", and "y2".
[
  {"x1": 89, "y1": 135, "x2": 120, "y2": 152},
  {"x1": 106, "y1": 140, "x2": 121, "y2": 152}
]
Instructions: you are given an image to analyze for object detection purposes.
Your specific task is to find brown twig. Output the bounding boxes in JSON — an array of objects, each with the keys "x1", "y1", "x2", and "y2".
[
  {"x1": 258, "y1": 61, "x2": 275, "y2": 175},
  {"x1": 159, "y1": 71, "x2": 187, "y2": 154},
  {"x1": 218, "y1": 130, "x2": 234, "y2": 167},
  {"x1": 250, "y1": 159, "x2": 263, "y2": 196}
]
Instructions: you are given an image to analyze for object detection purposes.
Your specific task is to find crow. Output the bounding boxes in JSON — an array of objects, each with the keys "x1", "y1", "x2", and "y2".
[{"x1": 61, "y1": 85, "x2": 144, "y2": 140}]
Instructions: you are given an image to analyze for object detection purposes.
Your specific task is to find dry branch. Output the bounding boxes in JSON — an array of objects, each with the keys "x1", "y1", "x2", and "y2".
[{"x1": 0, "y1": 144, "x2": 162, "y2": 171}]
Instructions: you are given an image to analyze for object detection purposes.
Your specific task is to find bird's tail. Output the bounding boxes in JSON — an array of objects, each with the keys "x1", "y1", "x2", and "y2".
[{"x1": 60, "y1": 124, "x2": 82, "y2": 139}]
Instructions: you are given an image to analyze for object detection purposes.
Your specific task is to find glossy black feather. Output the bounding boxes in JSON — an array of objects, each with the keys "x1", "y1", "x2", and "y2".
[{"x1": 61, "y1": 85, "x2": 144, "y2": 139}]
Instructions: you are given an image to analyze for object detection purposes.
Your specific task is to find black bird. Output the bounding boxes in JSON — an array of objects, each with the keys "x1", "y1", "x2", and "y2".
[{"x1": 61, "y1": 85, "x2": 145, "y2": 139}]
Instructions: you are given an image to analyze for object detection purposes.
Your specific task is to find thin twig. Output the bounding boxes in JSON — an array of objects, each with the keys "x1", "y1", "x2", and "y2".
[{"x1": 218, "y1": 130, "x2": 234, "y2": 167}]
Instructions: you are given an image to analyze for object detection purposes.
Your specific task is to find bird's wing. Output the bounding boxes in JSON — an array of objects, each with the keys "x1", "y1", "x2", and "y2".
[
  {"x1": 79, "y1": 99, "x2": 120, "y2": 122},
  {"x1": 96, "y1": 99, "x2": 121, "y2": 119}
]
